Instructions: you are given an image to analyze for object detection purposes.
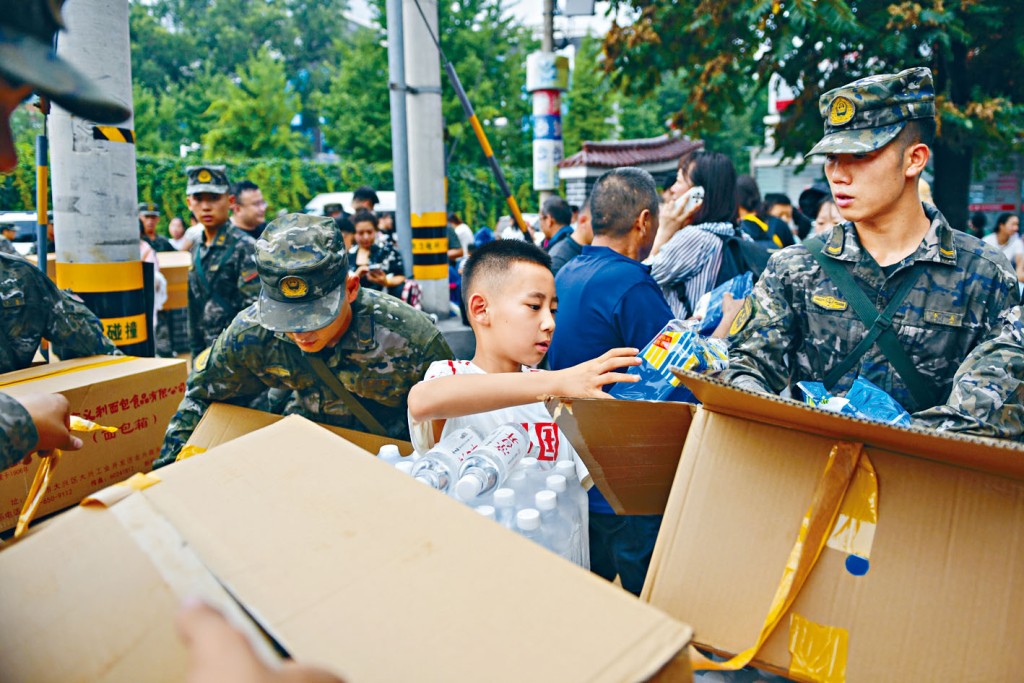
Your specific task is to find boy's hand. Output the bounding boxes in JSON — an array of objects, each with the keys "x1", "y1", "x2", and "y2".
[
  {"x1": 556, "y1": 348, "x2": 641, "y2": 398},
  {"x1": 17, "y1": 392, "x2": 83, "y2": 454}
]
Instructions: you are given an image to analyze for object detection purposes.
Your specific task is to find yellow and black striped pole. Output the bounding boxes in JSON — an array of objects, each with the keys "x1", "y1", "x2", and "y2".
[
  {"x1": 35, "y1": 100, "x2": 50, "y2": 360},
  {"x1": 410, "y1": 0, "x2": 531, "y2": 238}
]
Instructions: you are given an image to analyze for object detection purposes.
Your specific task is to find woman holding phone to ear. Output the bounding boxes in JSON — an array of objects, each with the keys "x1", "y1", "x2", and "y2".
[
  {"x1": 349, "y1": 209, "x2": 406, "y2": 297},
  {"x1": 646, "y1": 151, "x2": 740, "y2": 319}
]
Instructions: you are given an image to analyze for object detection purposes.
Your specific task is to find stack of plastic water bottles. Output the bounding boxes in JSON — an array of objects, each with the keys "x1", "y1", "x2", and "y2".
[{"x1": 377, "y1": 424, "x2": 589, "y2": 568}]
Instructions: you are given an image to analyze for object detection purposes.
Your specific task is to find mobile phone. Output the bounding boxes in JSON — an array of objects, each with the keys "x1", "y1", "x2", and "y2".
[
  {"x1": 369, "y1": 264, "x2": 384, "y2": 272},
  {"x1": 674, "y1": 186, "x2": 705, "y2": 214}
]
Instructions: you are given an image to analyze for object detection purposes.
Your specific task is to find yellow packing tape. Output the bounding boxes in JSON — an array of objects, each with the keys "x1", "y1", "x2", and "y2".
[
  {"x1": 175, "y1": 444, "x2": 207, "y2": 462},
  {"x1": 694, "y1": 441, "x2": 865, "y2": 673},
  {"x1": 0, "y1": 356, "x2": 136, "y2": 389},
  {"x1": 788, "y1": 613, "x2": 849, "y2": 683},
  {"x1": 13, "y1": 417, "x2": 118, "y2": 538},
  {"x1": 826, "y1": 454, "x2": 878, "y2": 562}
]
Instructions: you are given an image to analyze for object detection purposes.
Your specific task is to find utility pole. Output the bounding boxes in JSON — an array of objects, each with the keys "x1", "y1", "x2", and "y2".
[
  {"x1": 386, "y1": 0, "x2": 414, "y2": 281},
  {"x1": 403, "y1": 0, "x2": 449, "y2": 317},
  {"x1": 528, "y1": 0, "x2": 568, "y2": 209},
  {"x1": 49, "y1": 0, "x2": 150, "y2": 356}
]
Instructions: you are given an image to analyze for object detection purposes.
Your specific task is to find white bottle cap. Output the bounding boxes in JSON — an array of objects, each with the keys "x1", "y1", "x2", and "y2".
[
  {"x1": 395, "y1": 461, "x2": 414, "y2": 476},
  {"x1": 535, "y1": 489, "x2": 557, "y2": 511},
  {"x1": 454, "y1": 474, "x2": 485, "y2": 501},
  {"x1": 476, "y1": 505, "x2": 495, "y2": 520},
  {"x1": 545, "y1": 474, "x2": 567, "y2": 493},
  {"x1": 521, "y1": 457, "x2": 539, "y2": 470},
  {"x1": 516, "y1": 508, "x2": 540, "y2": 531},
  {"x1": 378, "y1": 444, "x2": 401, "y2": 460},
  {"x1": 555, "y1": 460, "x2": 576, "y2": 475},
  {"x1": 494, "y1": 488, "x2": 515, "y2": 507}
]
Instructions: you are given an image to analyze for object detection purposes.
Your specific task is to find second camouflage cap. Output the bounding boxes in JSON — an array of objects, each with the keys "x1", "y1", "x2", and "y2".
[
  {"x1": 807, "y1": 66, "x2": 935, "y2": 157},
  {"x1": 255, "y1": 213, "x2": 349, "y2": 333},
  {"x1": 0, "y1": 0, "x2": 131, "y2": 123},
  {"x1": 186, "y1": 165, "x2": 230, "y2": 195}
]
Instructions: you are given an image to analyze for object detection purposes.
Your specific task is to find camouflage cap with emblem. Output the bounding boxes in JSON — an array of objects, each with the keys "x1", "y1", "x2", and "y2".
[
  {"x1": 139, "y1": 202, "x2": 160, "y2": 217},
  {"x1": 255, "y1": 213, "x2": 350, "y2": 333},
  {"x1": 0, "y1": 0, "x2": 130, "y2": 123},
  {"x1": 186, "y1": 165, "x2": 231, "y2": 196},
  {"x1": 807, "y1": 66, "x2": 935, "y2": 157}
]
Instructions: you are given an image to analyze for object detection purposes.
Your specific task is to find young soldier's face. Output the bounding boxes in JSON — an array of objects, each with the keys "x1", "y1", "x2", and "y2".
[
  {"x1": 187, "y1": 192, "x2": 233, "y2": 229},
  {"x1": 823, "y1": 143, "x2": 908, "y2": 224}
]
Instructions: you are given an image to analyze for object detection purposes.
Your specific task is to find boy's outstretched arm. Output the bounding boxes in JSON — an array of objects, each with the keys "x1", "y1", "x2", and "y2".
[{"x1": 407, "y1": 348, "x2": 641, "y2": 423}]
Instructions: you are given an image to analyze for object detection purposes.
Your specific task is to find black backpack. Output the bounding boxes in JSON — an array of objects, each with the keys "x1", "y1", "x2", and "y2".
[{"x1": 674, "y1": 228, "x2": 771, "y2": 315}]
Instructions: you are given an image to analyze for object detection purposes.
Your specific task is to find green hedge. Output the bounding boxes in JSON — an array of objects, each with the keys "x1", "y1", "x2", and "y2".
[{"x1": 1, "y1": 149, "x2": 538, "y2": 235}]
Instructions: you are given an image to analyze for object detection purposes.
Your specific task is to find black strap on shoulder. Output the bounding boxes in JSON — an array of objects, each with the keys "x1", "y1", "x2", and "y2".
[
  {"x1": 805, "y1": 237, "x2": 933, "y2": 411},
  {"x1": 303, "y1": 354, "x2": 388, "y2": 436}
]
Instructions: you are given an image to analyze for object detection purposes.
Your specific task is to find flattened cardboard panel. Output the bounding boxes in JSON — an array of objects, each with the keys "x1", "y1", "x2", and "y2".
[
  {"x1": 675, "y1": 370, "x2": 1024, "y2": 481},
  {"x1": 186, "y1": 402, "x2": 413, "y2": 456},
  {"x1": 545, "y1": 397, "x2": 694, "y2": 515},
  {"x1": 151, "y1": 417, "x2": 693, "y2": 683},
  {"x1": 645, "y1": 410, "x2": 1024, "y2": 680}
]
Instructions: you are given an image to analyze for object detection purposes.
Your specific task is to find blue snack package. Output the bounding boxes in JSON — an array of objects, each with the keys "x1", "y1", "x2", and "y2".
[
  {"x1": 796, "y1": 381, "x2": 851, "y2": 414},
  {"x1": 699, "y1": 272, "x2": 754, "y2": 335},
  {"x1": 610, "y1": 321, "x2": 729, "y2": 401},
  {"x1": 845, "y1": 377, "x2": 912, "y2": 427}
]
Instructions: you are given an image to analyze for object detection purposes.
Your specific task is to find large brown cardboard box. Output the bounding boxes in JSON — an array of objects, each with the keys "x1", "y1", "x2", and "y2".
[
  {"x1": 551, "y1": 373, "x2": 1024, "y2": 680},
  {"x1": 0, "y1": 416, "x2": 694, "y2": 682},
  {"x1": 186, "y1": 402, "x2": 414, "y2": 456},
  {"x1": 0, "y1": 356, "x2": 187, "y2": 532},
  {"x1": 157, "y1": 250, "x2": 191, "y2": 310}
]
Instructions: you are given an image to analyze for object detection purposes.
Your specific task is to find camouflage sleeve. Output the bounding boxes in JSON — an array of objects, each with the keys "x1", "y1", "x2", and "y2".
[
  {"x1": 423, "y1": 329, "x2": 454, "y2": 367},
  {"x1": 187, "y1": 262, "x2": 205, "y2": 356},
  {"x1": 718, "y1": 253, "x2": 800, "y2": 395},
  {"x1": 235, "y1": 239, "x2": 261, "y2": 308},
  {"x1": 155, "y1": 322, "x2": 270, "y2": 467},
  {"x1": 913, "y1": 306, "x2": 1024, "y2": 440},
  {"x1": 0, "y1": 392, "x2": 37, "y2": 472},
  {"x1": 34, "y1": 269, "x2": 122, "y2": 361}
]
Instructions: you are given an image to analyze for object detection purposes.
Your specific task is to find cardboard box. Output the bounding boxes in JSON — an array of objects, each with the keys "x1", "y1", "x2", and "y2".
[
  {"x1": 0, "y1": 356, "x2": 187, "y2": 532},
  {"x1": 187, "y1": 402, "x2": 414, "y2": 457},
  {"x1": 547, "y1": 398, "x2": 694, "y2": 515},
  {"x1": 25, "y1": 252, "x2": 55, "y2": 280},
  {"x1": 157, "y1": 250, "x2": 192, "y2": 310},
  {"x1": 0, "y1": 417, "x2": 693, "y2": 682},
  {"x1": 629, "y1": 372, "x2": 1024, "y2": 680}
]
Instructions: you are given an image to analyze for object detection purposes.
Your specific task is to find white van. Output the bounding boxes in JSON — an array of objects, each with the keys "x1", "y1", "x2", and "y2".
[{"x1": 305, "y1": 191, "x2": 397, "y2": 216}]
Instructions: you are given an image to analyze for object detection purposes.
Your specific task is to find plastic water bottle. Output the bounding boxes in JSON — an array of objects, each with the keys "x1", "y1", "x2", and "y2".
[
  {"x1": 505, "y1": 456, "x2": 540, "y2": 503},
  {"x1": 410, "y1": 427, "x2": 480, "y2": 493},
  {"x1": 515, "y1": 508, "x2": 543, "y2": 545},
  {"x1": 395, "y1": 460, "x2": 414, "y2": 476},
  {"x1": 535, "y1": 490, "x2": 573, "y2": 559},
  {"x1": 454, "y1": 423, "x2": 530, "y2": 501},
  {"x1": 493, "y1": 488, "x2": 517, "y2": 530},
  {"x1": 546, "y1": 475, "x2": 585, "y2": 566},
  {"x1": 377, "y1": 444, "x2": 402, "y2": 466},
  {"x1": 554, "y1": 461, "x2": 590, "y2": 567},
  {"x1": 475, "y1": 505, "x2": 495, "y2": 521}
]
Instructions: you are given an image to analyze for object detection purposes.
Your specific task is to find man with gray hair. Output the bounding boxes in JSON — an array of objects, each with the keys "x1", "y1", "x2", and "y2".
[{"x1": 547, "y1": 167, "x2": 680, "y2": 595}]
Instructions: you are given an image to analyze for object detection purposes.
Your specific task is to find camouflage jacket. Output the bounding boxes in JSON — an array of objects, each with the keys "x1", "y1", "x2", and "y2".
[
  {"x1": 720, "y1": 205, "x2": 1018, "y2": 413},
  {"x1": 0, "y1": 253, "x2": 121, "y2": 373},
  {"x1": 0, "y1": 235, "x2": 17, "y2": 255},
  {"x1": 157, "y1": 288, "x2": 454, "y2": 466},
  {"x1": 0, "y1": 392, "x2": 36, "y2": 472},
  {"x1": 188, "y1": 223, "x2": 260, "y2": 355},
  {"x1": 914, "y1": 305, "x2": 1024, "y2": 440}
]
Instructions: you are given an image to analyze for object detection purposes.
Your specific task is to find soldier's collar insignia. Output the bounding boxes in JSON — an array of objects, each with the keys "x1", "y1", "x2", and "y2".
[
  {"x1": 280, "y1": 276, "x2": 309, "y2": 298},
  {"x1": 197, "y1": 169, "x2": 212, "y2": 183},
  {"x1": 812, "y1": 294, "x2": 848, "y2": 311},
  {"x1": 729, "y1": 297, "x2": 753, "y2": 336},
  {"x1": 825, "y1": 225, "x2": 845, "y2": 255},
  {"x1": 829, "y1": 96, "x2": 855, "y2": 126}
]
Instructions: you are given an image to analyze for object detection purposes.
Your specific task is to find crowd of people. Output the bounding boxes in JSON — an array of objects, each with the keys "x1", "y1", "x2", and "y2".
[{"x1": 4, "y1": 1, "x2": 1024, "y2": 680}]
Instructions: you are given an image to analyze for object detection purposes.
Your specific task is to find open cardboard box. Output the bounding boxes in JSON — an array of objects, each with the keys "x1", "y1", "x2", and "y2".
[
  {"x1": 0, "y1": 355, "x2": 186, "y2": 532},
  {"x1": 0, "y1": 416, "x2": 694, "y2": 682},
  {"x1": 551, "y1": 371, "x2": 1024, "y2": 680},
  {"x1": 156, "y1": 250, "x2": 192, "y2": 310},
  {"x1": 186, "y1": 402, "x2": 414, "y2": 456}
]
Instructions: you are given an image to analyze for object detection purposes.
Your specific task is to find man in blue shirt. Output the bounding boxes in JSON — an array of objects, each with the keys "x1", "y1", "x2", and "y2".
[
  {"x1": 549, "y1": 167, "x2": 677, "y2": 595},
  {"x1": 540, "y1": 196, "x2": 575, "y2": 252}
]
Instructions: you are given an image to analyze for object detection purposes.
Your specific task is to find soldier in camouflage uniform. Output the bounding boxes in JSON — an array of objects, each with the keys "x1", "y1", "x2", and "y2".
[
  {"x1": 157, "y1": 214, "x2": 453, "y2": 466},
  {"x1": 0, "y1": 252, "x2": 122, "y2": 373},
  {"x1": 0, "y1": 224, "x2": 17, "y2": 255},
  {"x1": 185, "y1": 165, "x2": 261, "y2": 356},
  {"x1": 721, "y1": 68, "x2": 1019, "y2": 412},
  {"x1": 915, "y1": 305, "x2": 1024, "y2": 439}
]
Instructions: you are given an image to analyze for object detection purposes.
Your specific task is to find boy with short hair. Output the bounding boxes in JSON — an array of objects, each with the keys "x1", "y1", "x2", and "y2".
[{"x1": 407, "y1": 239, "x2": 639, "y2": 468}]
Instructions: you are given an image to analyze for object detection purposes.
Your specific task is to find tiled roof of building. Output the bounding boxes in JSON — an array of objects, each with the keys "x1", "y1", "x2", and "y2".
[{"x1": 558, "y1": 135, "x2": 703, "y2": 169}]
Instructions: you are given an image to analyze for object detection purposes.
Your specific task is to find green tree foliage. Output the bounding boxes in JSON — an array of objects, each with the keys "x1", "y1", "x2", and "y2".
[
  {"x1": 603, "y1": 0, "x2": 1024, "y2": 228},
  {"x1": 203, "y1": 49, "x2": 308, "y2": 159},
  {"x1": 562, "y1": 35, "x2": 614, "y2": 156}
]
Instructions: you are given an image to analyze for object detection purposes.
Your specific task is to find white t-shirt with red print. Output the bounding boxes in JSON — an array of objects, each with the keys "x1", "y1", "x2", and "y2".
[{"x1": 408, "y1": 360, "x2": 589, "y2": 483}]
